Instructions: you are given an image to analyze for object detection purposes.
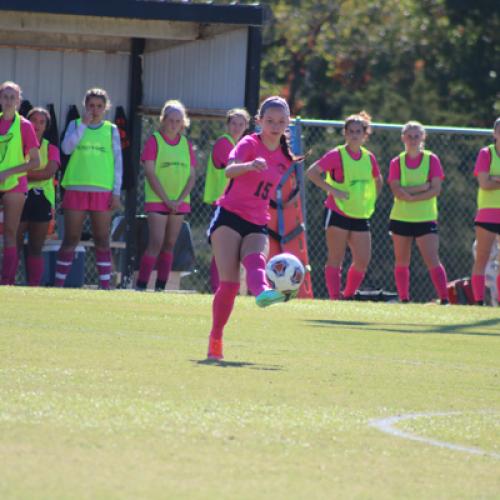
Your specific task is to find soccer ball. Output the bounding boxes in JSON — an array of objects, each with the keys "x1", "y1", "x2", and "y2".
[{"x1": 266, "y1": 253, "x2": 305, "y2": 293}]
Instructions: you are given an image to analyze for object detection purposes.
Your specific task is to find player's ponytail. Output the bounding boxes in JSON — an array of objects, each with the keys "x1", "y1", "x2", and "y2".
[{"x1": 279, "y1": 132, "x2": 304, "y2": 162}]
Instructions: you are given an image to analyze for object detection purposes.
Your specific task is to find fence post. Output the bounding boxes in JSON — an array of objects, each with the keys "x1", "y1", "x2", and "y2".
[
  {"x1": 290, "y1": 117, "x2": 307, "y2": 228},
  {"x1": 122, "y1": 37, "x2": 145, "y2": 288}
]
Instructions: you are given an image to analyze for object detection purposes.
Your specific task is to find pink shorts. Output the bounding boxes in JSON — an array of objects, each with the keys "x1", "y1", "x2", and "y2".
[
  {"x1": 0, "y1": 175, "x2": 28, "y2": 195},
  {"x1": 62, "y1": 190, "x2": 112, "y2": 211},
  {"x1": 475, "y1": 208, "x2": 500, "y2": 224},
  {"x1": 144, "y1": 201, "x2": 191, "y2": 214}
]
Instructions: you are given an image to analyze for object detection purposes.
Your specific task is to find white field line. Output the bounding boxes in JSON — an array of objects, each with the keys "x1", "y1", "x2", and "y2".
[{"x1": 369, "y1": 411, "x2": 500, "y2": 459}]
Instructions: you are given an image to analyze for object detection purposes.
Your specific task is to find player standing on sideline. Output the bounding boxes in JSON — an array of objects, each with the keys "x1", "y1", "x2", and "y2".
[
  {"x1": 16, "y1": 108, "x2": 60, "y2": 286},
  {"x1": 0, "y1": 81, "x2": 40, "y2": 285},
  {"x1": 55, "y1": 88, "x2": 122, "y2": 289},
  {"x1": 387, "y1": 121, "x2": 449, "y2": 304},
  {"x1": 471, "y1": 117, "x2": 500, "y2": 305},
  {"x1": 203, "y1": 108, "x2": 250, "y2": 292},
  {"x1": 306, "y1": 112, "x2": 382, "y2": 300},
  {"x1": 136, "y1": 100, "x2": 196, "y2": 291},
  {"x1": 206, "y1": 96, "x2": 298, "y2": 360}
]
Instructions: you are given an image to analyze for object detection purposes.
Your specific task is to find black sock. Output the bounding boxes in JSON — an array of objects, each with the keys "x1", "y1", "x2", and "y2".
[
  {"x1": 155, "y1": 280, "x2": 166, "y2": 291},
  {"x1": 136, "y1": 280, "x2": 147, "y2": 290}
]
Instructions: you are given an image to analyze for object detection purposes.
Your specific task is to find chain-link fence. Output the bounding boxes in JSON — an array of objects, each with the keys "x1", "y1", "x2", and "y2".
[
  {"x1": 50, "y1": 115, "x2": 491, "y2": 301},
  {"x1": 295, "y1": 119, "x2": 491, "y2": 301},
  {"x1": 134, "y1": 115, "x2": 227, "y2": 293}
]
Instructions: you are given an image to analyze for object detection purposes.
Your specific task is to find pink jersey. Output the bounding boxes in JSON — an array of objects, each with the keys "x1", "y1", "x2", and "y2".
[
  {"x1": 27, "y1": 143, "x2": 60, "y2": 182},
  {"x1": 141, "y1": 132, "x2": 197, "y2": 167},
  {"x1": 217, "y1": 133, "x2": 293, "y2": 225},
  {"x1": 474, "y1": 146, "x2": 500, "y2": 223},
  {"x1": 212, "y1": 136, "x2": 234, "y2": 169},
  {"x1": 0, "y1": 115, "x2": 39, "y2": 156},
  {"x1": 387, "y1": 152, "x2": 444, "y2": 183},
  {"x1": 47, "y1": 144, "x2": 61, "y2": 165},
  {"x1": 318, "y1": 146, "x2": 381, "y2": 216}
]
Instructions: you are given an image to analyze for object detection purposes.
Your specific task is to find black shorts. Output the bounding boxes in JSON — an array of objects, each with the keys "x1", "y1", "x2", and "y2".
[
  {"x1": 474, "y1": 221, "x2": 500, "y2": 235},
  {"x1": 389, "y1": 219, "x2": 438, "y2": 237},
  {"x1": 207, "y1": 206, "x2": 268, "y2": 243},
  {"x1": 21, "y1": 189, "x2": 52, "y2": 223},
  {"x1": 324, "y1": 208, "x2": 370, "y2": 232}
]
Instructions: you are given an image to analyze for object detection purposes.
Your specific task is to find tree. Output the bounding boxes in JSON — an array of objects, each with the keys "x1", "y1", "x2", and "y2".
[{"x1": 259, "y1": 0, "x2": 499, "y2": 126}]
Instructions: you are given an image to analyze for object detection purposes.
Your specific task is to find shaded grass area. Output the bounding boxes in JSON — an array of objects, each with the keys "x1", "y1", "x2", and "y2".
[
  {"x1": 307, "y1": 317, "x2": 500, "y2": 336},
  {"x1": 0, "y1": 288, "x2": 499, "y2": 499}
]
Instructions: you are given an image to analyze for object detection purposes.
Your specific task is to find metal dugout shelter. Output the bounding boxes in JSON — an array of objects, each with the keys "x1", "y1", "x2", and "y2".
[{"x1": 0, "y1": 0, "x2": 264, "y2": 284}]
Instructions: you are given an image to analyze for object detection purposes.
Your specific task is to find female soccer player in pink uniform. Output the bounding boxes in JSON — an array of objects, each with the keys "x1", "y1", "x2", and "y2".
[
  {"x1": 206, "y1": 96, "x2": 297, "y2": 360},
  {"x1": 306, "y1": 112, "x2": 382, "y2": 300},
  {"x1": 17, "y1": 107, "x2": 60, "y2": 286},
  {"x1": 55, "y1": 88, "x2": 123, "y2": 289},
  {"x1": 0, "y1": 81, "x2": 40, "y2": 285},
  {"x1": 136, "y1": 100, "x2": 196, "y2": 291},
  {"x1": 471, "y1": 117, "x2": 500, "y2": 305},
  {"x1": 388, "y1": 121, "x2": 449, "y2": 304},
  {"x1": 203, "y1": 107, "x2": 250, "y2": 292}
]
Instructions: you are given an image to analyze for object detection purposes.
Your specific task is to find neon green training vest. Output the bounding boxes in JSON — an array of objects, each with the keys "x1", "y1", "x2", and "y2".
[
  {"x1": 0, "y1": 112, "x2": 25, "y2": 191},
  {"x1": 477, "y1": 144, "x2": 500, "y2": 210},
  {"x1": 325, "y1": 145, "x2": 377, "y2": 218},
  {"x1": 390, "y1": 150, "x2": 438, "y2": 222},
  {"x1": 145, "y1": 133, "x2": 191, "y2": 204},
  {"x1": 28, "y1": 139, "x2": 55, "y2": 207},
  {"x1": 62, "y1": 119, "x2": 114, "y2": 190},
  {"x1": 203, "y1": 134, "x2": 235, "y2": 204}
]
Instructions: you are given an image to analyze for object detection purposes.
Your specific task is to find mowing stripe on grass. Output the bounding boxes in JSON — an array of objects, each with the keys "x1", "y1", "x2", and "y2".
[{"x1": 369, "y1": 411, "x2": 500, "y2": 459}]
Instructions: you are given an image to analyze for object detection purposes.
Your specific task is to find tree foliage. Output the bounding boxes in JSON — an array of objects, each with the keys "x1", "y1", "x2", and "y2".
[{"x1": 258, "y1": 0, "x2": 499, "y2": 126}]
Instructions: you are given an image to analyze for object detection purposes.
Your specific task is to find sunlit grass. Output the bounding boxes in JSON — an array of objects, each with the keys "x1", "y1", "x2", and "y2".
[{"x1": 1, "y1": 288, "x2": 499, "y2": 499}]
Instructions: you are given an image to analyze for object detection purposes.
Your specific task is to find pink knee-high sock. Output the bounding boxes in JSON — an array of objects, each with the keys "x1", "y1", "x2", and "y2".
[
  {"x1": 156, "y1": 251, "x2": 173, "y2": 283},
  {"x1": 429, "y1": 264, "x2": 449, "y2": 301},
  {"x1": 1, "y1": 246, "x2": 18, "y2": 285},
  {"x1": 242, "y1": 253, "x2": 269, "y2": 297},
  {"x1": 497, "y1": 274, "x2": 500, "y2": 303},
  {"x1": 343, "y1": 265, "x2": 365, "y2": 298},
  {"x1": 137, "y1": 252, "x2": 157, "y2": 286},
  {"x1": 210, "y1": 281, "x2": 240, "y2": 340},
  {"x1": 13, "y1": 251, "x2": 19, "y2": 284},
  {"x1": 54, "y1": 249, "x2": 75, "y2": 287},
  {"x1": 27, "y1": 255, "x2": 44, "y2": 286},
  {"x1": 325, "y1": 265, "x2": 341, "y2": 300},
  {"x1": 394, "y1": 266, "x2": 410, "y2": 301},
  {"x1": 471, "y1": 274, "x2": 485, "y2": 302},
  {"x1": 96, "y1": 249, "x2": 112, "y2": 290},
  {"x1": 209, "y1": 256, "x2": 220, "y2": 293}
]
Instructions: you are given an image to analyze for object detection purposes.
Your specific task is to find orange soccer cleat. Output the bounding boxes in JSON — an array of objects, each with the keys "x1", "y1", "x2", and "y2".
[{"x1": 207, "y1": 337, "x2": 223, "y2": 361}]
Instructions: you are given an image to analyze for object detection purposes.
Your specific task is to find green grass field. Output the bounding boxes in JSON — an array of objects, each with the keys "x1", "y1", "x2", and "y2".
[{"x1": 1, "y1": 287, "x2": 499, "y2": 499}]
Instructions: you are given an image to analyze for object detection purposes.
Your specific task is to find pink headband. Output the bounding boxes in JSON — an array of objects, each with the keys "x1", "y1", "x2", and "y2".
[{"x1": 259, "y1": 97, "x2": 290, "y2": 118}]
